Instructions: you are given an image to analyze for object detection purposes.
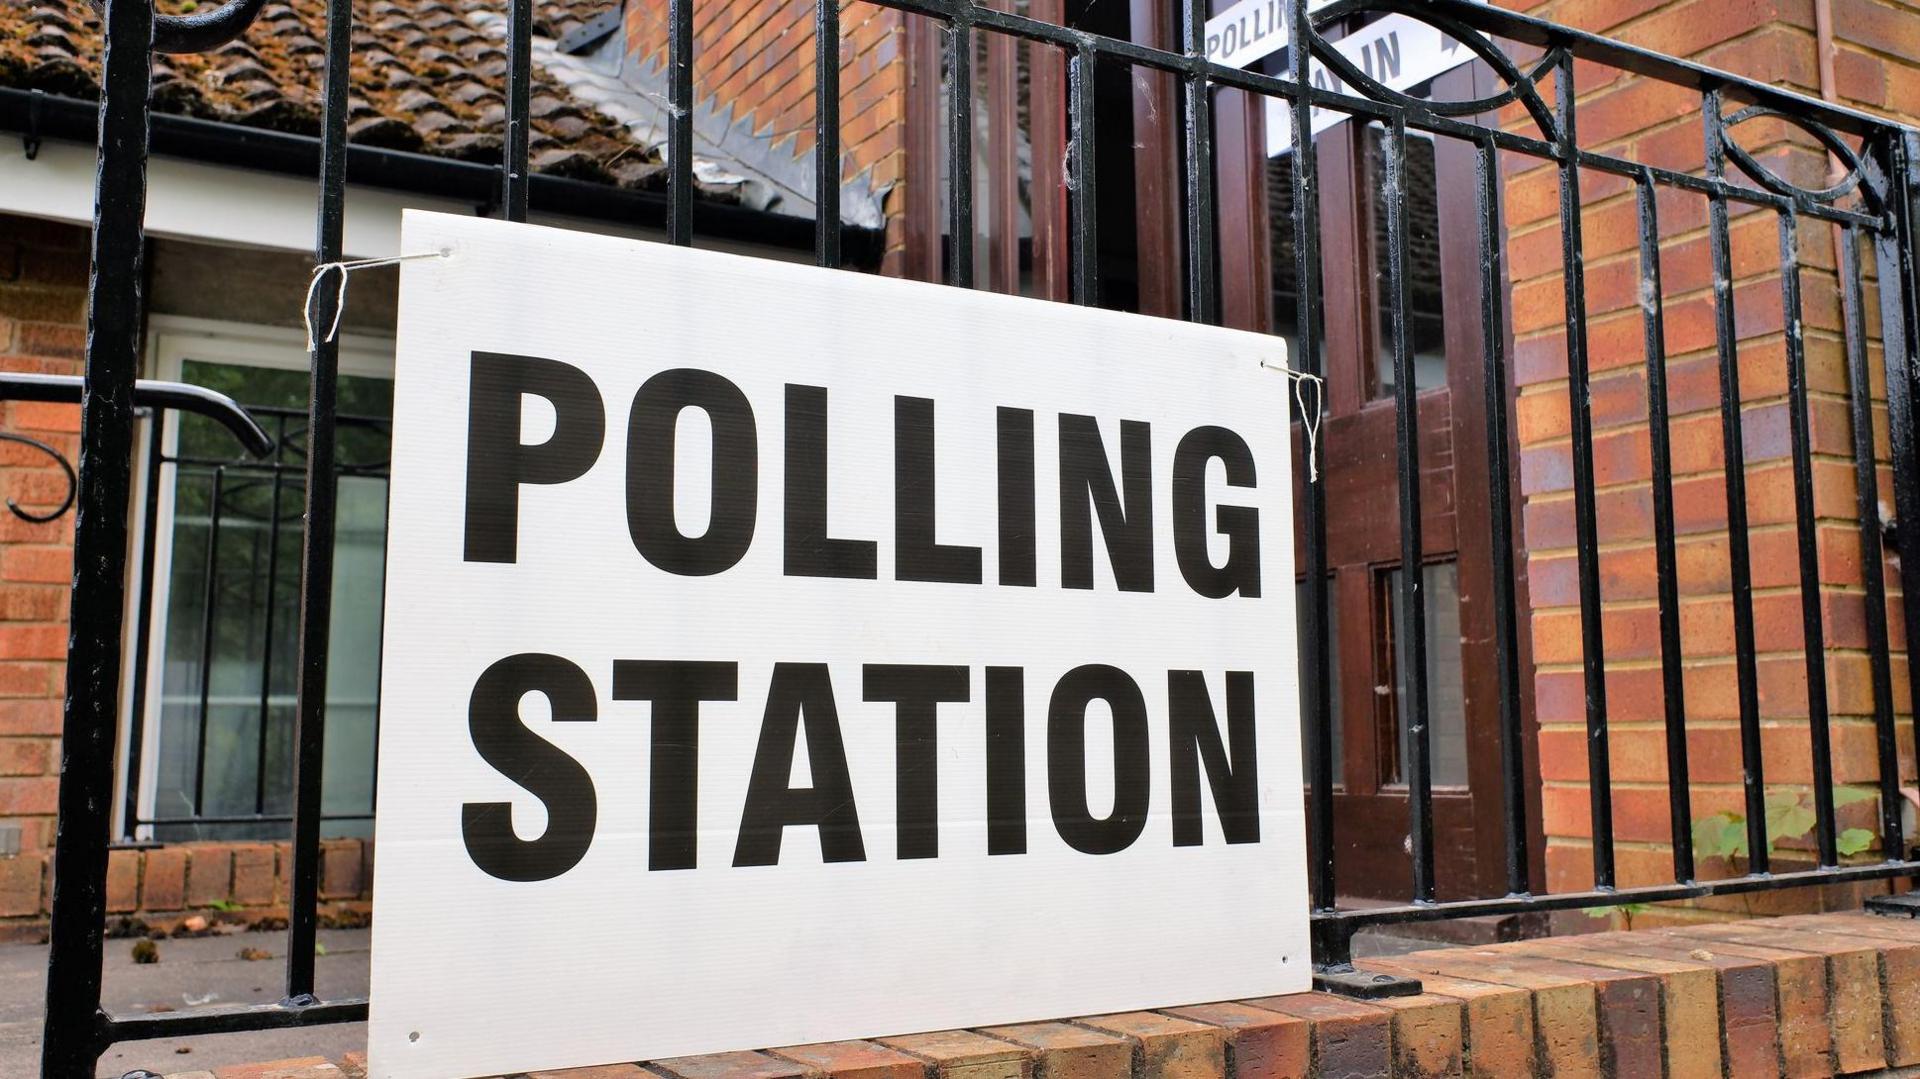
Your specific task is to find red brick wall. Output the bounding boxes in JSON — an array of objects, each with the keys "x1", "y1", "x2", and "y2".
[
  {"x1": 0, "y1": 214, "x2": 85, "y2": 876},
  {"x1": 0, "y1": 214, "x2": 373, "y2": 936},
  {"x1": 624, "y1": 0, "x2": 913, "y2": 273},
  {"x1": 1495, "y1": 0, "x2": 1920, "y2": 918}
]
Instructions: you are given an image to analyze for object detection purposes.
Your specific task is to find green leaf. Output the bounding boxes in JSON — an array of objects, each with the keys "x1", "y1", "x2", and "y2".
[
  {"x1": 1832, "y1": 786, "x2": 1879, "y2": 807},
  {"x1": 1765, "y1": 796, "x2": 1816, "y2": 849},
  {"x1": 1765, "y1": 789, "x2": 1801, "y2": 811},
  {"x1": 1693, "y1": 812, "x2": 1747, "y2": 859},
  {"x1": 1837, "y1": 828, "x2": 1876, "y2": 856},
  {"x1": 1691, "y1": 815, "x2": 1726, "y2": 858}
]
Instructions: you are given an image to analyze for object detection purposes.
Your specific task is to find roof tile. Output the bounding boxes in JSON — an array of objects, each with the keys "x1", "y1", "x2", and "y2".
[{"x1": 0, "y1": 0, "x2": 748, "y2": 204}]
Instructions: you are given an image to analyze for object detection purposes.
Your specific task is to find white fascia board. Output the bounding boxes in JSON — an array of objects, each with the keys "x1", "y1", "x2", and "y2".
[{"x1": 0, "y1": 137, "x2": 464, "y2": 257}]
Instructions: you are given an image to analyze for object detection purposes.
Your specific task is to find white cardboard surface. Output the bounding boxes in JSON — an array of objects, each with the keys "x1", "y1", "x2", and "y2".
[{"x1": 370, "y1": 211, "x2": 1311, "y2": 1078}]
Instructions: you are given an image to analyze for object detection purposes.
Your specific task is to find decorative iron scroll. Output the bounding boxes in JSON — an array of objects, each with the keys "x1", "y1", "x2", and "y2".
[
  {"x1": 1715, "y1": 103, "x2": 1878, "y2": 210},
  {"x1": 87, "y1": 0, "x2": 269, "y2": 55},
  {"x1": 1303, "y1": 0, "x2": 1562, "y2": 137},
  {"x1": 0, "y1": 432, "x2": 77, "y2": 523}
]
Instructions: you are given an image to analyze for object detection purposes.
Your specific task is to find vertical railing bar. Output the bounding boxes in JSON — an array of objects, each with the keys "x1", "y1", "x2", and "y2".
[
  {"x1": 503, "y1": 0, "x2": 533, "y2": 222},
  {"x1": 1839, "y1": 222, "x2": 1903, "y2": 859},
  {"x1": 1289, "y1": 0, "x2": 1337, "y2": 925},
  {"x1": 287, "y1": 0, "x2": 354, "y2": 1001},
  {"x1": 1703, "y1": 90, "x2": 1770, "y2": 874},
  {"x1": 1383, "y1": 112, "x2": 1435, "y2": 903},
  {"x1": 1637, "y1": 170, "x2": 1693, "y2": 883},
  {"x1": 1556, "y1": 56, "x2": 1614, "y2": 889},
  {"x1": 1067, "y1": 45, "x2": 1098, "y2": 306},
  {"x1": 122, "y1": 410, "x2": 168, "y2": 841},
  {"x1": 253, "y1": 467, "x2": 285, "y2": 816},
  {"x1": 1873, "y1": 130, "x2": 1920, "y2": 842},
  {"x1": 667, "y1": 0, "x2": 695, "y2": 245},
  {"x1": 947, "y1": 14, "x2": 976, "y2": 288},
  {"x1": 1479, "y1": 134, "x2": 1529, "y2": 896},
  {"x1": 191, "y1": 466, "x2": 226, "y2": 818},
  {"x1": 41, "y1": 0, "x2": 151, "y2": 1066},
  {"x1": 1778, "y1": 207, "x2": 1838, "y2": 866},
  {"x1": 816, "y1": 0, "x2": 843, "y2": 267},
  {"x1": 1180, "y1": 0, "x2": 1215, "y2": 324}
]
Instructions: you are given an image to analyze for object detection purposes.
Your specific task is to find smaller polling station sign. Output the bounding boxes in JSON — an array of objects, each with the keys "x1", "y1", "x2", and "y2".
[
  {"x1": 1202, "y1": 0, "x2": 1486, "y2": 155},
  {"x1": 369, "y1": 211, "x2": 1312, "y2": 1078}
]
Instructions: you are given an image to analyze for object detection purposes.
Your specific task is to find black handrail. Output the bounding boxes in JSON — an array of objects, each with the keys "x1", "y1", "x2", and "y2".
[{"x1": 0, "y1": 374, "x2": 275, "y2": 458}]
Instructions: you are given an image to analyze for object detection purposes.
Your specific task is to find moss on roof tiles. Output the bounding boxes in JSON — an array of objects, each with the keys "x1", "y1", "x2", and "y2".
[{"x1": 0, "y1": 0, "x2": 718, "y2": 199}]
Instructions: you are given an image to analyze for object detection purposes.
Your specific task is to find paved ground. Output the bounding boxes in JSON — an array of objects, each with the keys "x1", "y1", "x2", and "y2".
[{"x1": 0, "y1": 927, "x2": 368, "y2": 1078}]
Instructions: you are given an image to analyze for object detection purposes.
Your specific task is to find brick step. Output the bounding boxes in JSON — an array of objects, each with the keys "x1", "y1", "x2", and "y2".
[{"x1": 155, "y1": 911, "x2": 1920, "y2": 1079}]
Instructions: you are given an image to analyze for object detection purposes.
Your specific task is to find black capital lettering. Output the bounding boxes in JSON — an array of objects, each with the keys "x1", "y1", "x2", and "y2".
[
  {"x1": 611, "y1": 660, "x2": 738, "y2": 870},
  {"x1": 1172, "y1": 426, "x2": 1263, "y2": 598},
  {"x1": 734, "y1": 663, "x2": 867, "y2": 865},
  {"x1": 1047, "y1": 664, "x2": 1151, "y2": 855},
  {"x1": 985, "y1": 666, "x2": 1027, "y2": 855},
  {"x1": 462, "y1": 654, "x2": 598, "y2": 882},
  {"x1": 464, "y1": 353, "x2": 606, "y2": 564},
  {"x1": 997, "y1": 408, "x2": 1037, "y2": 587},
  {"x1": 1168, "y1": 671, "x2": 1261, "y2": 846},
  {"x1": 864, "y1": 664, "x2": 969, "y2": 859},
  {"x1": 1059, "y1": 415, "x2": 1154, "y2": 592},
  {"x1": 627, "y1": 369, "x2": 758, "y2": 576},
  {"x1": 895, "y1": 397, "x2": 983, "y2": 583},
  {"x1": 785, "y1": 385, "x2": 878, "y2": 579}
]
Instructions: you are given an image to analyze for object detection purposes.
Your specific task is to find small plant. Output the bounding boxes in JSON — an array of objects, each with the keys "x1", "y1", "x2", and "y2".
[
  {"x1": 1583, "y1": 901, "x2": 1654, "y2": 930},
  {"x1": 1691, "y1": 786, "x2": 1878, "y2": 863},
  {"x1": 204, "y1": 898, "x2": 242, "y2": 913},
  {"x1": 1585, "y1": 787, "x2": 1878, "y2": 929}
]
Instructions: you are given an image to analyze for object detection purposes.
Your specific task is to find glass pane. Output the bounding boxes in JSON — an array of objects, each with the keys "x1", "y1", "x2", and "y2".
[
  {"x1": 1387, "y1": 561, "x2": 1468, "y2": 787},
  {"x1": 151, "y1": 359, "x2": 391, "y2": 841},
  {"x1": 1367, "y1": 125, "x2": 1447, "y2": 397},
  {"x1": 1295, "y1": 578, "x2": 1341, "y2": 785}
]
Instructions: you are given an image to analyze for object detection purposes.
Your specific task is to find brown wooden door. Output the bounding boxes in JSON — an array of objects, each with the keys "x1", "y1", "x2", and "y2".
[{"x1": 1223, "y1": 59, "x2": 1539, "y2": 902}]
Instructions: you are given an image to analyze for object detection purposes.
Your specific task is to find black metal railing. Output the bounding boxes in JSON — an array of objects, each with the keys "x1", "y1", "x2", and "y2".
[{"x1": 19, "y1": 0, "x2": 1920, "y2": 1073}]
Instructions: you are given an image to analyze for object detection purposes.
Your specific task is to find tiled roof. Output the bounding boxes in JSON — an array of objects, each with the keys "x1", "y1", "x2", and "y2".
[{"x1": 0, "y1": 0, "x2": 749, "y2": 202}]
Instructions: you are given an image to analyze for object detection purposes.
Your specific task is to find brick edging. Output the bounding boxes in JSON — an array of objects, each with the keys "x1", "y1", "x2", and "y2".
[{"x1": 157, "y1": 910, "x2": 1920, "y2": 1079}]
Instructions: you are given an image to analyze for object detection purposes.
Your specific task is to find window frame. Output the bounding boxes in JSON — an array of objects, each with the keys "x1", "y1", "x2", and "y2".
[{"x1": 117, "y1": 315, "x2": 394, "y2": 842}]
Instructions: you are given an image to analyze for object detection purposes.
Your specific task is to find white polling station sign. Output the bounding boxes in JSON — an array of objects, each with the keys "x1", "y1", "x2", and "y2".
[{"x1": 370, "y1": 210, "x2": 1312, "y2": 1078}]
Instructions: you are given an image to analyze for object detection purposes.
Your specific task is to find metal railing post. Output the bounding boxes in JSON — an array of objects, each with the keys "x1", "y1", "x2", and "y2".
[{"x1": 40, "y1": 0, "x2": 154, "y2": 1071}]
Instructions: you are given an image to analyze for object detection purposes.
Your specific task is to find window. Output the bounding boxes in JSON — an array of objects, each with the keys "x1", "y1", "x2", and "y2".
[
  {"x1": 1383, "y1": 561, "x2": 1468, "y2": 788},
  {"x1": 126, "y1": 320, "x2": 393, "y2": 842},
  {"x1": 1365, "y1": 125, "x2": 1448, "y2": 398}
]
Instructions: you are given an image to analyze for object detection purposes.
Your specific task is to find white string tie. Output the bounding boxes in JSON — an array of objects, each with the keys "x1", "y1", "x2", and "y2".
[
  {"x1": 1261, "y1": 357, "x2": 1326, "y2": 483},
  {"x1": 304, "y1": 250, "x2": 451, "y2": 351}
]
